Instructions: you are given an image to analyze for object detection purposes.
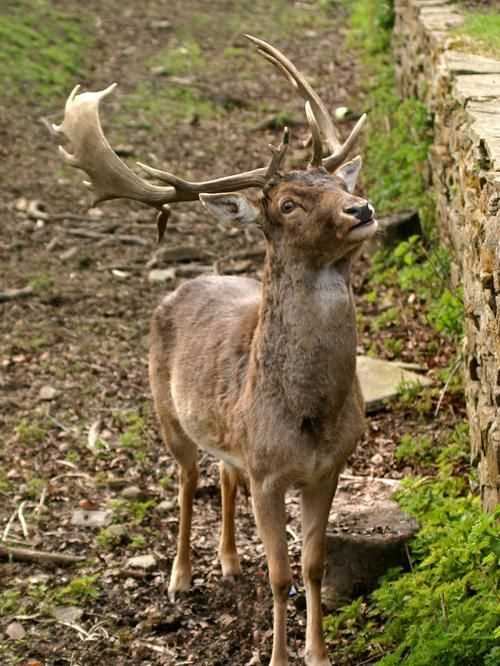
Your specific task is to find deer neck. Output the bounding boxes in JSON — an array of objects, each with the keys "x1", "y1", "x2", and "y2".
[{"x1": 251, "y1": 247, "x2": 358, "y2": 420}]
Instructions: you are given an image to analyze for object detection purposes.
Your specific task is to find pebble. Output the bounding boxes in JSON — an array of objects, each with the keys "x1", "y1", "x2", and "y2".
[{"x1": 127, "y1": 554, "x2": 156, "y2": 570}]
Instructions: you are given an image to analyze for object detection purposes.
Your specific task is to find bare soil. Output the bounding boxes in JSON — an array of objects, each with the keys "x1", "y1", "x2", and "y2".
[{"x1": 0, "y1": 1, "x2": 465, "y2": 665}]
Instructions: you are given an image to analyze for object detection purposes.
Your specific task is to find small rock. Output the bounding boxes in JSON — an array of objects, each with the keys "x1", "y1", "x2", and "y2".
[
  {"x1": 38, "y1": 385, "x2": 57, "y2": 401},
  {"x1": 155, "y1": 499, "x2": 176, "y2": 514},
  {"x1": 6, "y1": 621, "x2": 25, "y2": 640},
  {"x1": 121, "y1": 485, "x2": 143, "y2": 500},
  {"x1": 150, "y1": 19, "x2": 172, "y2": 30},
  {"x1": 114, "y1": 144, "x2": 135, "y2": 157},
  {"x1": 148, "y1": 268, "x2": 176, "y2": 283},
  {"x1": 50, "y1": 606, "x2": 83, "y2": 623},
  {"x1": 70, "y1": 509, "x2": 112, "y2": 528},
  {"x1": 370, "y1": 453, "x2": 384, "y2": 465},
  {"x1": 106, "y1": 524, "x2": 128, "y2": 539},
  {"x1": 127, "y1": 554, "x2": 156, "y2": 570}
]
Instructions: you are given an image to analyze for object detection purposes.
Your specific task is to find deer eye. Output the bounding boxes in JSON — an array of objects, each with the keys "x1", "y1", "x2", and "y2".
[{"x1": 280, "y1": 199, "x2": 296, "y2": 214}]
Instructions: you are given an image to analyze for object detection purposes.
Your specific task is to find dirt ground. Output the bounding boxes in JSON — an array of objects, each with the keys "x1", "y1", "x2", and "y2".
[{"x1": 0, "y1": 1, "x2": 465, "y2": 665}]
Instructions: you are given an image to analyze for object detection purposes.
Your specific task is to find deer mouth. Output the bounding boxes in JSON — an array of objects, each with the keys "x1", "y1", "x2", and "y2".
[{"x1": 347, "y1": 215, "x2": 378, "y2": 241}]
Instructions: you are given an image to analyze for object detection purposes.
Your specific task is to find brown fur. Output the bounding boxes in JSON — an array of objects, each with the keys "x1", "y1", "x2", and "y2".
[{"x1": 149, "y1": 168, "x2": 377, "y2": 666}]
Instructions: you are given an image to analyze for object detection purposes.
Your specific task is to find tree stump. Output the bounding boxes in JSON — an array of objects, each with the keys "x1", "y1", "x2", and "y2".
[{"x1": 323, "y1": 476, "x2": 419, "y2": 609}]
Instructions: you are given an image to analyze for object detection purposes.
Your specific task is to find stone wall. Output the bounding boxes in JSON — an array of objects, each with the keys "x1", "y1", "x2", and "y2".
[{"x1": 393, "y1": 0, "x2": 500, "y2": 511}]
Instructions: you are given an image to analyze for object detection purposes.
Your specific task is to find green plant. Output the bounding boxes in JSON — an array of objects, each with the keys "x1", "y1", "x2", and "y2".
[
  {"x1": 372, "y1": 307, "x2": 399, "y2": 331},
  {"x1": 25, "y1": 477, "x2": 46, "y2": 499},
  {"x1": 15, "y1": 419, "x2": 47, "y2": 445},
  {"x1": 109, "y1": 498, "x2": 156, "y2": 524},
  {"x1": 395, "y1": 434, "x2": 434, "y2": 465},
  {"x1": 54, "y1": 575, "x2": 101, "y2": 604},
  {"x1": 0, "y1": 590, "x2": 21, "y2": 615},
  {"x1": 129, "y1": 534, "x2": 146, "y2": 550},
  {"x1": 117, "y1": 410, "x2": 145, "y2": 450}
]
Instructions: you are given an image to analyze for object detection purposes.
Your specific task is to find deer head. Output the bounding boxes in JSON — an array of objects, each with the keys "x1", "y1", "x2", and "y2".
[{"x1": 53, "y1": 35, "x2": 376, "y2": 252}]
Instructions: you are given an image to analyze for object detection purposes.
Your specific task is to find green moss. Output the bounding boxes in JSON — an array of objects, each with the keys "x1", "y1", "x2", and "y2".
[{"x1": 0, "y1": 0, "x2": 91, "y2": 102}]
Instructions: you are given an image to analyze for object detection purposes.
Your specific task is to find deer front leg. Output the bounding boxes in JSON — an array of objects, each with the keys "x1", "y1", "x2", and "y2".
[
  {"x1": 168, "y1": 458, "x2": 199, "y2": 601},
  {"x1": 218, "y1": 462, "x2": 241, "y2": 578},
  {"x1": 300, "y1": 475, "x2": 338, "y2": 666},
  {"x1": 251, "y1": 480, "x2": 291, "y2": 666}
]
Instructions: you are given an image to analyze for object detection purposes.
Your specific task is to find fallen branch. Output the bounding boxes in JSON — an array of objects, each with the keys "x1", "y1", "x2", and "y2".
[
  {"x1": 63, "y1": 228, "x2": 148, "y2": 246},
  {"x1": 0, "y1": 544, "x2": 85, "y2": 565},
  {"x1": 0, "y1": 286, "x2": 34, "y2": 303}
]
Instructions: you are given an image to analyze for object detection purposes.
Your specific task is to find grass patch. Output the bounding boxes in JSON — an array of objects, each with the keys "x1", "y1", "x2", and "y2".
[
  {"x1": 453, "y1": 10, "x2": 500, "y2": 59},
  {"x1": 0, "y1": 0, "x2": 91, "y2": 102}
]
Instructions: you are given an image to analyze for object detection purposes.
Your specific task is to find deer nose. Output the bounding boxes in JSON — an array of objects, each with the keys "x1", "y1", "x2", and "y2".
[{"x1": 343, "y1": 203, "x2": 374, "y2": 223}]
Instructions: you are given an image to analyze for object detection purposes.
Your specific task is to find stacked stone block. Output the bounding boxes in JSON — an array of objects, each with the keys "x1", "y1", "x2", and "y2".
[{"x1": 394, "y1": 0, "x2": 500, "y2": 510}]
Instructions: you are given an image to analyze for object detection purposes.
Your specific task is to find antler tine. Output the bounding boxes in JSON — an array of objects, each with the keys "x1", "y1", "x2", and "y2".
[
  {"x1": 52, "y1": 84, "x2": 178, "y2": 208},
  {"x1": 266, "y1": 126, "x2": 290, "y2": 180},
  {"x1": 245, "y1": 34, "x2": 366, "y2": 172},
  {"x1": 305, "y1": 102, "x2": 323, "y2": 168}
]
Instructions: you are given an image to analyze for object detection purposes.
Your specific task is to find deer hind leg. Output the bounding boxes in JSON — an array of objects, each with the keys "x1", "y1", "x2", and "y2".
[
  {"x1": 218, "y1": 462, "x2": 241, "y2": 578},
  {"x1": 158, "y1": 417, "x2": 199, "y2": 601},
  {"x1": 300, "y1": 475, "x2": 338, "y2": 666},
  {"x1": 251, "y1": 480, "x2": 291, "y2": 666}
]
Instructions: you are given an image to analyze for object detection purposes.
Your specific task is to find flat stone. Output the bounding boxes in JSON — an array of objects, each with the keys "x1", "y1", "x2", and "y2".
[
  {"x1": 444, "y1": 51, "x2": 500, "y2": 76},
  {"x1": 127, "y1": 554, "x2": 156, "y2": 570},
  {"x1": 323, "y1": 476, "x2": 419, "y2": 608},
  {"x1": 357, "y1": 355, "x2": 432, "y2": 412},
  {"x1": 466, "y1": 100, "x2": 500, "y2": 170},
  {"x1": 70, "y1": 509, "x2": 112, "y2": 528},
  {"x1": 454, "y1": 74, "x2": 500, "y2": 104}
]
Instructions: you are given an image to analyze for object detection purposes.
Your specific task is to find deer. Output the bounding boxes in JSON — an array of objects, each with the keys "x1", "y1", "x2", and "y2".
[{"x1": 54, "y1": 35, "x2": 377, "y2": 666}]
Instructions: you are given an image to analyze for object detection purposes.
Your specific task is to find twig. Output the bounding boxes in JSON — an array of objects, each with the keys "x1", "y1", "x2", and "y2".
[
  {"x1": 0, "y1": 544, "x2": 85, "y2": 565},
  {"x1": 434, "y1": 353, "x2": 463, "y2": 416},
  {"x1": 0, "y1": 286, "x2": 34, "y2": 303},
  {"x1": 339, "y1": 473, "x2": 401, "y2": 488},
  {"x1": 2, "y1": 507, "x2": 19, "y2": 541},
  {"x1": 63, "y1": 228, "x2": 148, "y2": 246},
  {"x1": 36, "y1": 486, "x2": 48, "y2": 515},
  {"x1": 17, "y1": 501, "x2": 29, "y2": 540}
]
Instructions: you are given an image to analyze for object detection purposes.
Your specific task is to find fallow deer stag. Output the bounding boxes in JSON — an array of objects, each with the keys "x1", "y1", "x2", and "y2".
[{"x1": 54, "y1": 35, "x2": 377, "y2": 666}]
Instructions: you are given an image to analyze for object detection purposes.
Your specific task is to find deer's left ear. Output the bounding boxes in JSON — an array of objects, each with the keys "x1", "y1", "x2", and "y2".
[
  {"x1": 336, "y1": 156, "x2": 362, "y2": 194},
  {"x1": 199, "y1": 192, "x2": 260, "y2": 224}
]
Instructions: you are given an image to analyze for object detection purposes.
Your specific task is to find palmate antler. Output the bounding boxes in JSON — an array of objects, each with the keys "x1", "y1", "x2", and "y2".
[{"x1": 54, "y1": 35, "x2": 364, "y2": 233}]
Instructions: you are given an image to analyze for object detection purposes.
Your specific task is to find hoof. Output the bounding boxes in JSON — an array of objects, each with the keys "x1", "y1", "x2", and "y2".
[
  {"x1": 168, "y1": 559, "x2": 191, "y2": 602},
  {"x1": 220, "y1": 554, "x2": 242, "y2": 579},
  {"x1": 304, "y1": 652, "x2": 331, "y2": 666}
]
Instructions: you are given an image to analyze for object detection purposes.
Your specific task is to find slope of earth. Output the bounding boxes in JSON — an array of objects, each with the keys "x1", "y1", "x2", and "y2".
[{"x1": 0, "y1": 1, "x2": 465, "y2": 665}]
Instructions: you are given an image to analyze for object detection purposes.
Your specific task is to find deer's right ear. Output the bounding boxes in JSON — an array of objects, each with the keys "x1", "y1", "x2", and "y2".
[{"x1": 199, "y1": 193, "x2": 260, "y2": 224}]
